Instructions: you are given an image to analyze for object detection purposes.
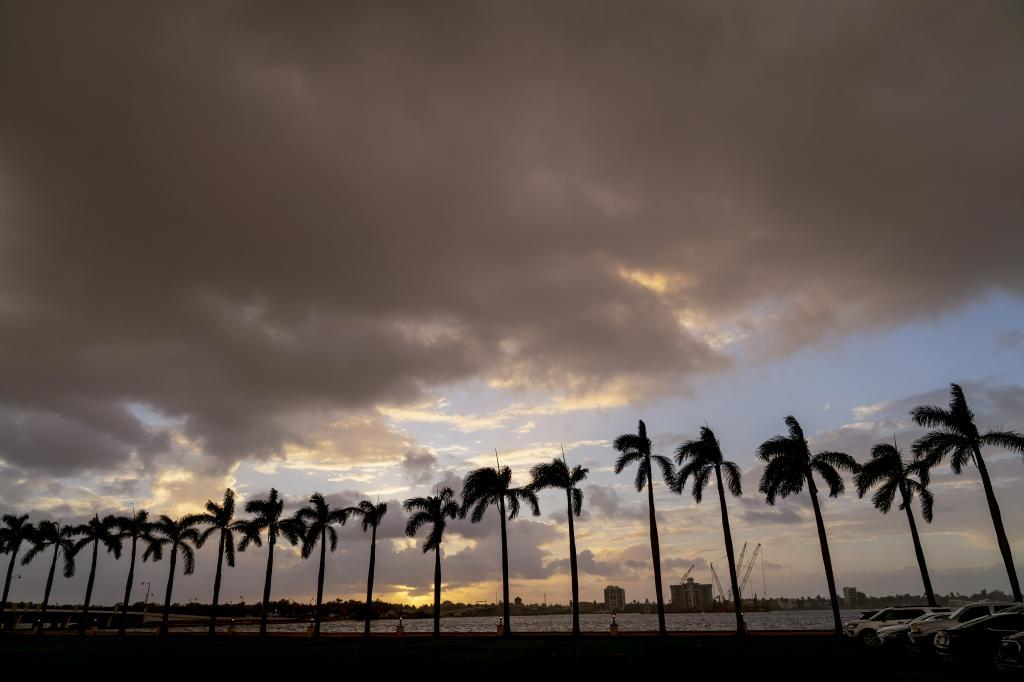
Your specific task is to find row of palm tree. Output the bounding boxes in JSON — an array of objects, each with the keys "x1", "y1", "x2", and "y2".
[
  {"x1": 2, "y1": 384, "x2": 1021, "y2": 639},
  {"x1": 612, "y1": 384, "x2": 1023, "y2": 637},
  {"x1": 0, "y1": 491, "x2": 388, "y2": 638}
]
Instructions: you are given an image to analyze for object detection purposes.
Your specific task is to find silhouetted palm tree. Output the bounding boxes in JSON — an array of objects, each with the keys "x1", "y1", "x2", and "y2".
[
  {"x1": 528, "y1": 453, "x2": 588, "y2": 636},
  {"x1": 911, "y1": 383, "x2": 1024, "y2": 602},
  {"x1": 461, "y1": 464, "x2": 540, "y2": 638},
  {"x1": 613, "y1": 419, "x2": 674, "y2": 635},
  {"x1": 195, "y1": 488, "x2": 246, "y2": 636},
  {"x1": 404, "y1": 486, "x2": 460, "y2": 637},
  {"x1": 855, "y1": 441, "x2": 936, "y2": 606},
  {"x1": 71, "y1": 515, "x2": 122, "y2": 635},
  {"x1": 672, "y1": 426, "x2": 745, "y2": 634},
  {"x1": 294, "y1": 493, "x2": 347, "y2": 638},
  {"x1": 757, "y1": 415, "x2": 858, "y2": 635},
  {"x1": 1, "y1": 514, "x2": 33, "y2": 622},
  {"x1": 145, "y1": 515, "x2": 202, "y2": 636},
  {"x1": 112, "y1": 510, "x2": 156, "y2": 635},
  {"x1": 20, "y1": 520, "x2": 77, "y2": 635},
  {"x1": 351, "y1": 500, "x2": 388, "y2": 636},
  {"x1": 238, "y1": 488, "x2": 305, "y2": 637}
]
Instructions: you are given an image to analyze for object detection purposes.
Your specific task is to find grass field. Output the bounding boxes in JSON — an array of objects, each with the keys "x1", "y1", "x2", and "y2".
[{"x1": 0, "y1": 634, "x2": 975, "y2": 680}]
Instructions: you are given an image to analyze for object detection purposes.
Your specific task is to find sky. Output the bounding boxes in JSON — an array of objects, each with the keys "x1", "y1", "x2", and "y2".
[{"x1": 1, "y1": 1, "x2": 1023, "y2": 608}]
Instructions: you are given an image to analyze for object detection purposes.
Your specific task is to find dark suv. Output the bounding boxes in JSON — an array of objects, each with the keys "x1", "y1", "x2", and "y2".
[{"x1": 933, "y1": 610, "x2": 1024, "y2": 666}]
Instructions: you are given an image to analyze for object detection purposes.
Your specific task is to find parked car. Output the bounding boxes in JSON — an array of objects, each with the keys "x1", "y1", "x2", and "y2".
[
  {"x1": 933, "y1": 611, "x2": 1024, "y2": 666},
  {"x1": 876, "y1": 612, "x2": 951, "y2": 647},
  {"x1": 843, "y1": 606, "x2": 950, "y2": 645},
  {"x1": 995, "y1": 631, "x2": 1024, "y2": 673},
  {"x1": 907, "y1": 602, "x2": 1019, "y2": 653}
]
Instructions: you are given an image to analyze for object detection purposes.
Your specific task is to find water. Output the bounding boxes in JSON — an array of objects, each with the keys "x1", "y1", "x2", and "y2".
[{"x1": 172, "y1": 610, "x2": 861, "y2": 634}]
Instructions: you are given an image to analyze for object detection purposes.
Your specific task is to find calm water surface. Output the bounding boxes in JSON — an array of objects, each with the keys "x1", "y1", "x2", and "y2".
[{"x1": 179, "y1": 610, "x2": 861, "y2": 634}]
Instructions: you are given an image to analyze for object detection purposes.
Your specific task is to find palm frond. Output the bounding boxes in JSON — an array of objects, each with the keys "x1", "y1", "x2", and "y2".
[
  {"x1": 721, "y1": 460, "x2": 742, "y2": 497},
  {"x1": 981, "y1": 430, "x2": 1024, "y2": 455},
  {"x1": 571, "y1": 488, "x2": 583, "y2": 517},
  {"x1": 810, "y1": 460, "x2": 846, "y2": 498},
  {"x1": 652, "y1": 454, "x2": 675, "y2": 484},
  {"x1": 911, "y1": 404, "x2": 956, "y2": 430},
  {"x1": 690, "y1": 465, "x2": 712, "y2": 503},
  {"x1": 813, "y1": 451, "x2": 859, "y2": 473}
]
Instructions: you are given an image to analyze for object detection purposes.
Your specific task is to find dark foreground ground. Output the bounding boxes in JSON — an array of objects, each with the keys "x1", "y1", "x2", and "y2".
[{"x1": 0, "y1": 633, "x2": 984, "y2": 681}]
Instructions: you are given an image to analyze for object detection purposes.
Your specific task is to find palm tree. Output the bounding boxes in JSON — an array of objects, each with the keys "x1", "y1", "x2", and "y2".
[
  {"x1": 527, "y1": 452, "x2": 588, "y2": 637},
  {"x1": 404, "y1": 486, "x2": 460, "y2": 637},
  {"x1": 351, "y1": 500, "x2": 388, "y2": 636},
  {"x1": 71, "y1": 515, "x2": 122, "y2": 635},
  {"x1": 20, "y1": 520, "x2": 77, "y2": 635},
  {"x1": 1, "y1": 514, "x2": 33, "y2": 622},
  {"x1": 613, "y1": 419, "x2": 675, "y2": 635},
  {"x1": 112, "y1": 510, "x2": 156, "y2": 635},
  {"x1": 145, "y1": 515, "x2": 202, "y2": 636},
  {"x1": 293, "y1": 493, "x2": 347, "y2": 638},
  {"x1": 911, "y1": 383, "x2": 1024, "y2": 602},
  {"x1": 195, "y1": 488, "x2": 248, "y2": 636},
  {"x1": 460, "y1": 463, "x2": 540, "y2": 638},
  {"x1": 671, "y1": 426, "x2": 745, "y2": 634},
  {"x1": 757, "y1": 415, "x2": 859, "y2": 635},
  {"x1": 238, "y1": 488, "x2": 305, "y2": 637},
  {"x1": 855, "y1": 440, "x2": 937, "y2": 606}
]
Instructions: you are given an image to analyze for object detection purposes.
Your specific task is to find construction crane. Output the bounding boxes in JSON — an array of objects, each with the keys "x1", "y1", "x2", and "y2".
[
  {"x1": 738, "y1": 543, "x2": 762, "y2": 600},
  {"x1": 678, "y1": 563, "x2": 695, "y2": 584},
  {"x1": 709, "y1": 562, "x2": 726, "y2": 604},
  {"x1": 736, "y1": 542, "x2": 748, "y2": 577}
]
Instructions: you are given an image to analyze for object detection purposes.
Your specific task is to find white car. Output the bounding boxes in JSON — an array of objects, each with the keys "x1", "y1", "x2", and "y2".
[
  {"x1": 843, "y1": 606, "x2": 951, "y2": 645},
  {"x1": 876, "y1": 612, "x2": 951, "y2": 646},
  {"x1": 906, "y1": 602, "x2": 1020, "y2": 652}
]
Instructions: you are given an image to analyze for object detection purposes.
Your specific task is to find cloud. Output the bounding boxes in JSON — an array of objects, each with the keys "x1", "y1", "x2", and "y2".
[
  {"x1": 996, "y1": 330, "x2": 1024, "y2": 352},
  {"x1": 1, "y1": 1, "x2": 1022, "y2": 480},
  {"x1": 585, "y1": 484, "x2": 647, "y2": 520},
  {"x1": 400, "y1": 448, "x2": 437, "y2": 484}
]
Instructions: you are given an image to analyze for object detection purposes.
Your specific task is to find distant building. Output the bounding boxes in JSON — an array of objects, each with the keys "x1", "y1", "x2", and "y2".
[
  {"x1": 670, "y1": 577, "x2": 714, "y2": 611},
  {"x1": 513, "y1": 596, "x2": 523, "y2": 607},
  {"x1": 843, "y1": 587, "x2": 866, "y2": 607},
  {"x1": 604, "y1": 585, "x2": 626, "y2": 612}
]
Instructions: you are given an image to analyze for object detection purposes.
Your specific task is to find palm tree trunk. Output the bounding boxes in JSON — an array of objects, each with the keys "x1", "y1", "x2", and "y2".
[
  {"x1": 498, "y1": 495, "x2": 511, "y2": 638},
  {"x1": 433, "y1": 546, "x2": 441, "y2": 638},
  {"x1": 1, "y1": 542, "x2": 19, "y2": 622},
  {"x1": 208, "y1": 530, "x2": 226, "y2": 636},
  {"x1": 259, "y1": 534, "x2": 275, "y2": 637},
  {"x1": 313, "y1": 528, "x2": 325, "y2": 638},
  {"x1": 364, "y1": 524, "x2": 377, "y2": 636},
  {"x1": 716, "y1": 465, "x2": 745, "y2": 635},
  {"x1": 118, "y1": 535, "x2": 138, "y2": 636},
  {"x1": 78, "y1": 539, "x2": 99, "y2": 636},
  {"x1": 160, "y1": 545, "x2": 178, "y2": 636},
  {"x1": 645, "y1": 455, "x2": 667, "y2": 635},
  {"x1": 805, "y1": 473, "x2": 842, "y2": 635},
  {"x1": 901, "y1": 489, "x2": 937, "y2": 606},
  {"x1": 973, "y1": 445, "x2": 1022, "y2": 601},
  {"x1": 566, "y1": 491, "x2": 580, "y2": 637},
  {"x1": 37, "y1": 544, "x2": 59, "y2": 636}
]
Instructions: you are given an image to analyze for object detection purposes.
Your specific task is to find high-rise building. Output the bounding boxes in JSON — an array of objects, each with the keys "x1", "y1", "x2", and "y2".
[
  {"x1": 670, "y1": 577, "x2": 714, "y2": 611},
  {"x1": 843, "y1": 586, "x2": 865, "y2": 607},
  {"x1": 604, "y1": 585, "x2": 626, "y2": 612}
]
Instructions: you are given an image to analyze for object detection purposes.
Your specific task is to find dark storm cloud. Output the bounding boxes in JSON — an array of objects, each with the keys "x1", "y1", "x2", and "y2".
[{"x1": 1, "y1": 1, "x2": 1022, "y2": 474}]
